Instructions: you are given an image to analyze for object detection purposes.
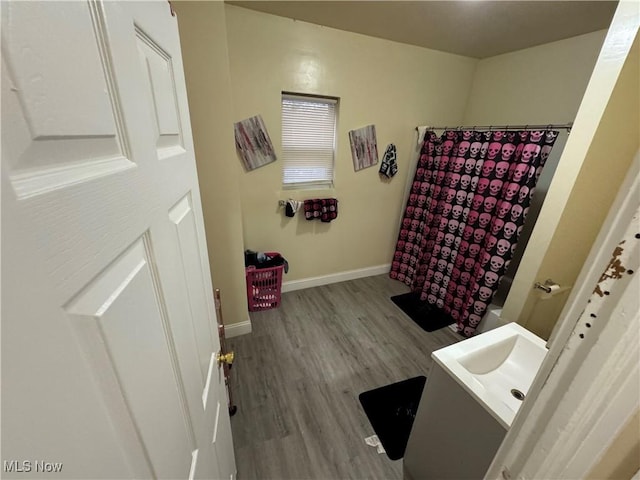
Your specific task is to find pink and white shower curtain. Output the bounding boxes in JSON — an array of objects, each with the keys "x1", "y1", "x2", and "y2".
[{"x1": 390, "y1": 129, "x2": 558, "y2": 336}]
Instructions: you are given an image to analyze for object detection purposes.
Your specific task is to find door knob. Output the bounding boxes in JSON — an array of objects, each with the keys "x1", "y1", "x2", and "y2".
[{"x1": 217, "y1": 351, "x2": 235, "y2": 366}]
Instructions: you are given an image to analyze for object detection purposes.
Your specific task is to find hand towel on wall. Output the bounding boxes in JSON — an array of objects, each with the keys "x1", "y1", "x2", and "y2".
[
  {"x1": 416, "y1": 126, "x2": 428, "y2": 147},
  {"x1": 320, "y1": 198, "x2": 338, "y2": 222},
  {"x1": 304, "y1": 199, "x2": 322, "y2": 220},
  {"x1": 379, "y1": 144, "x2": 398, "y2": 178},
  {"x1": 285, "y1": 199, "x2": 302, "y2": 217},
  {"x1": 304, "y1": 198, "x2": 338, "y2": 222}
]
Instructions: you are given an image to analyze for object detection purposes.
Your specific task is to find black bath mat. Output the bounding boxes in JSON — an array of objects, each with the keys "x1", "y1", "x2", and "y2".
[
  {"x1": 390, "y1": 292, "x2": 455, "y2": 332},
  {"x1": 359, "y1": 376, "x2": 426, "y2": 460}
]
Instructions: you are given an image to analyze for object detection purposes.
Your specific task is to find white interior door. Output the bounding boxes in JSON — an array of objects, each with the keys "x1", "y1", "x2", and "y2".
[{"x1": 1, "y1": 1, "x2": 235, "y2": 478}]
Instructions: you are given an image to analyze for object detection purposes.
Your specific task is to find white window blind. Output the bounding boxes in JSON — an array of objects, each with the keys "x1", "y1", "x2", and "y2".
[{"x1": 282, "y1": 94, "x2": 337, "y2": 187}]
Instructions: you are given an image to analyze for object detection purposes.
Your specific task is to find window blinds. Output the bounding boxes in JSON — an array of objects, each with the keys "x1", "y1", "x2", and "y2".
[{"x1": 281, "y1": 94, "x2": 337, "y2": 187}]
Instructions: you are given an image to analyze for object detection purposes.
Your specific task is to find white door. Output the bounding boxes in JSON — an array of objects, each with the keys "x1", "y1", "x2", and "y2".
[{"x1": 1, "y1": 1, "x2": 235, "y2": 478}]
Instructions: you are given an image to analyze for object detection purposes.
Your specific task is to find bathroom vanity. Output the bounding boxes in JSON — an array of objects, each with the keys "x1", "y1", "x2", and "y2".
[{"x1": 404, "y1": 323, "x2": 547, "y2": 480}]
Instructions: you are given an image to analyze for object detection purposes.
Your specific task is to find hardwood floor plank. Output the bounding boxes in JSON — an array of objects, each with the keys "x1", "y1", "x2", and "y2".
[{"x1": 228, "y1": 274, "x2": 461, "y2": 479}]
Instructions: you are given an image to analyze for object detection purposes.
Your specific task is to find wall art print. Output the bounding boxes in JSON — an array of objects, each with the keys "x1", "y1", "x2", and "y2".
[
  {"x1": 234, "y1": 114, "x2": 277, "y2": 171},
  {"x1": 349, "y1": 124, "x2": 379, "y2": 171},
  {"x1": 389, "y1": 129, "x2": 558, "y2": 337}
]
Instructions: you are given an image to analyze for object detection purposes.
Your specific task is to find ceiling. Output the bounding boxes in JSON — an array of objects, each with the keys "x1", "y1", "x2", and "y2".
[{"x1": 226, "y1": 1, "x2": 617, "y2": 58}]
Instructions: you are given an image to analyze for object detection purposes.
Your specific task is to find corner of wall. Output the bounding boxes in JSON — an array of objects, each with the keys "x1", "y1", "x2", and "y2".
[{"x1": 174, "y1": 1, "x2": 249, "y2": 328}]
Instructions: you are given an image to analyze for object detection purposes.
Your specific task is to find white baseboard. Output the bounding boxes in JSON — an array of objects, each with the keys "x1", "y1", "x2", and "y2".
[
  {"x1": 225, "y1": 265, "x2": 391, "y2": 337},
  {"x1": 281, "y1": 264, "x2": 391, "y2": 293},
  {"x1": 225, "y1": 318, "x2": 252, "y2": 338}
]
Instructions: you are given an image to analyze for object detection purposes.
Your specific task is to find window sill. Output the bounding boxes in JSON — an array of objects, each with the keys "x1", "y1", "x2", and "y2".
[{"x1": 281, "y1": 183, "x2": 335, "y2": 191}]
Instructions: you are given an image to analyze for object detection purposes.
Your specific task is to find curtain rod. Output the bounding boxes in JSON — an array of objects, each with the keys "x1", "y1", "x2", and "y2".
[{"x1": 416, "y1": 122, "x2": 573, "y2": 132}]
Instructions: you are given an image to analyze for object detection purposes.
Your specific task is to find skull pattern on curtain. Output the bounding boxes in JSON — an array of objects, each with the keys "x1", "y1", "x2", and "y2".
[{"x1": 390, "y1": 129, "x2": 558, "y2": 337}]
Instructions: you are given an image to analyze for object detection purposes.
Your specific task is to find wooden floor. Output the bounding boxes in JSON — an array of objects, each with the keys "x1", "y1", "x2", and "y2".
[{"x1": 228, "y1": 274, "x2": 461, "y2": 480}]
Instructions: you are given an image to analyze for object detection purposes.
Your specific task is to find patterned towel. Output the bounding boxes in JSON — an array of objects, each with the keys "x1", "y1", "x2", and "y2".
[
  {"x1": 285, "y1": 199, "x2": 302, "y2": 217},
  {"x1": 304, "y1": 198, "x2": 338, "y2": 222},
  {"x1": 379, "y1": 144, "x2": 398, "y2": 178},
  {"x1": 320, "y1": 198, "x2": 338, "y2": 222},
  {"x1": 304, "y1": 199, "x2": 321, "y2": 220}
]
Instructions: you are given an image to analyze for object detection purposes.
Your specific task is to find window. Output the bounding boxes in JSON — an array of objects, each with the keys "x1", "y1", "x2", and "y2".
[{"x1": 281, "y1": 93, "x2": 337, "y2": 188}]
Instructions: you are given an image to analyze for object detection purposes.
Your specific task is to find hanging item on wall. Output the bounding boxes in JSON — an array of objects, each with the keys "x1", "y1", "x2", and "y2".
[
  {"x1": 284, "y1": 199, "x2": 302, "y2": 218},
  {"x1": 233, "y1": 114, "x2": 277, "y2": 171},
  {"x1": 349, "y1": 125, "x2": 379, "y2": 171},
  {"x1": 303, "y1": 198, "x2": 338, "y2": 222},
  {"x1": 379, "y1": 144, "x2": 398, "y2": 178}
]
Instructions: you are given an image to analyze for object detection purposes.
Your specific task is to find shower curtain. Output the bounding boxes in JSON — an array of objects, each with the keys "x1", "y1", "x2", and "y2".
[{"x1": 390, "y1": 129, "x2": 558, "y2": 336}]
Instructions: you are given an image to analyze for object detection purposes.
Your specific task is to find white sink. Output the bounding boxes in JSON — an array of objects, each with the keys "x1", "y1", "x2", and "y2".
[{"x1": 433, "y1": 322, "x2": 547, "y2": 428}]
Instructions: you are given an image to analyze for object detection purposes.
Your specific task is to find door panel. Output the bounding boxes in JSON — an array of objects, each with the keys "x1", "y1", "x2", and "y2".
[
  {"x1": 213, "y1": 387, "x2": 237, "y2": 480},
  {"x1": 169, "y1": 193, "x2": 216, "y2": 381},
  {"x1": 4, "y1": 2, "x2": 115, "y2": 138},
  {"x1": 2, "y1": 1, "x2": 132, "y2": 199},
  {"x1": 2, "y1": 1, "x2": 236, "y2": 478},
  {"x1": 135, "y1": 25, "x2": 184, "y2": 158},
  {"x1": 66, "y1": 236, "x2": 193, "y2": 479}
]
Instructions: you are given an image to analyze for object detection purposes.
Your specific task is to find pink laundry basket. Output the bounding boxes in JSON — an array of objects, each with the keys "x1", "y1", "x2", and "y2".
[{"x1": 245, "y1": 252, "x2": 284, "y2": 311}]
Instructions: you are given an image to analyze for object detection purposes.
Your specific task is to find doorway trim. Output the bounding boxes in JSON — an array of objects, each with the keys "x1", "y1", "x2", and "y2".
[
  {"x1": 485, "y1": 3, "x2": 640, "y2": 476},
  {"x1": 487, "y1": 153, "x2": 639, "y2": 478}
]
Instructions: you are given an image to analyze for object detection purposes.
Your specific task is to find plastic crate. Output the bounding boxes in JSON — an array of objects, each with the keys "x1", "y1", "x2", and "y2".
[{"x1": 245, "y1": 252, "x2": 284, "y2": 312}]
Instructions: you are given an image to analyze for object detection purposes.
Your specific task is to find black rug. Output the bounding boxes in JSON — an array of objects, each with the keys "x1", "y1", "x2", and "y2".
[
  {"x1": 390, "y1": 292, "x2": 455, "y2": 332},
  {"x1": 359, "y1": 376, "x2": 426, "y2": 460}
]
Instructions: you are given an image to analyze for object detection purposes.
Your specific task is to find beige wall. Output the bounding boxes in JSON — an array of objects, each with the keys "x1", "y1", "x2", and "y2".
[
  {"x1": 174, "y1": 1, "x2": 249, "y2": 326},
  {"x1": 225, "y1": 5, "x2": 478, "y2": 282},
  {"x1": 462, "y1": 30, "x2": 607, "y2": 202},
  {"x1": 463, "y1": 30, "x2": 607, "y2": 126},
  {"x1": 521, "y1": 33, "x2": 639, "y2": 339}
]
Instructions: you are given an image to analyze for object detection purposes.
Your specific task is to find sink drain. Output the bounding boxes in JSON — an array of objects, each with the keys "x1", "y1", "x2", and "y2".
[{"x1": 511, "y1": 389, "x2": 525, "y2": 401}]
